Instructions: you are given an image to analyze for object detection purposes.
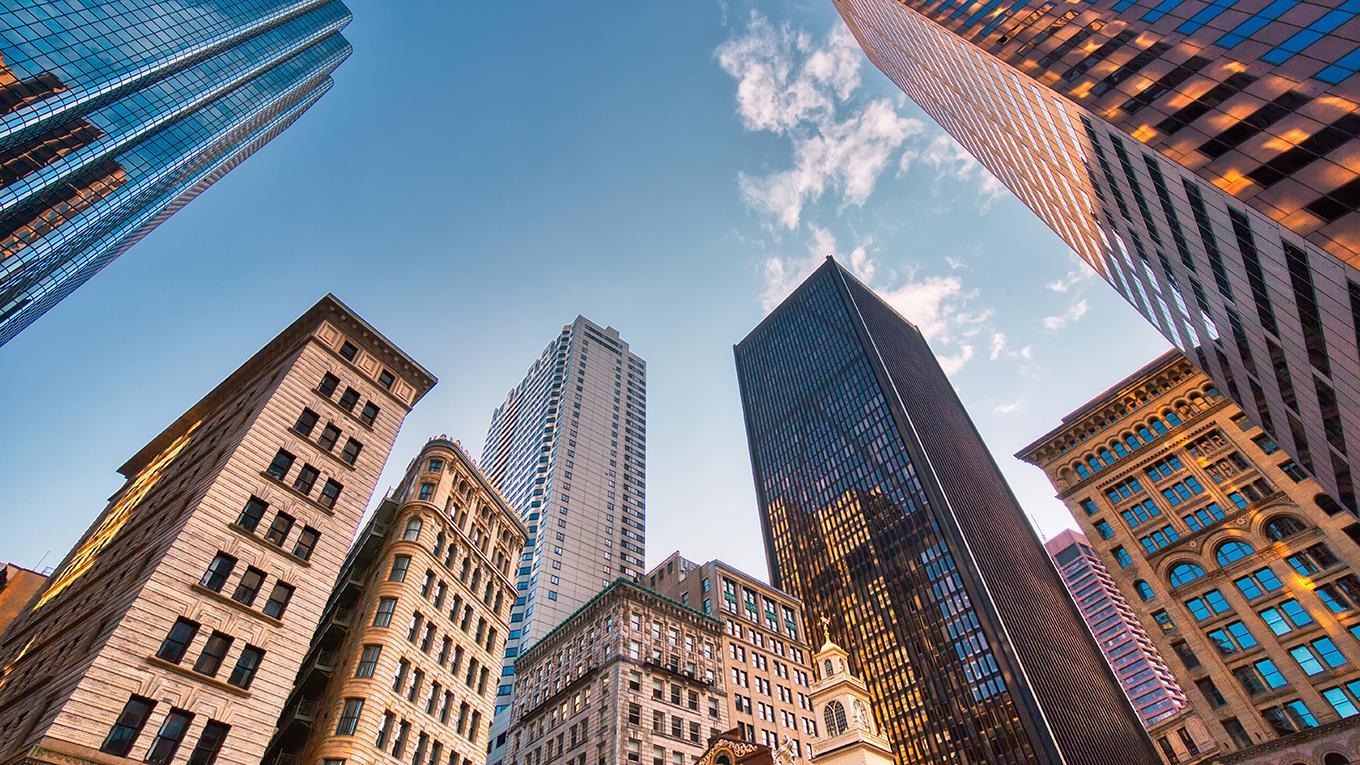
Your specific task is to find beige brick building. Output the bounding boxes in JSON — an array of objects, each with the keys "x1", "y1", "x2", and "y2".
[
  {"x1": 0, "y1": 294, "x2": 434, "y2": 765},
  {"x1": 266, "y1": 436, "x2": 527, "y2": 765},
  {"x1": 1018, "y1": 350, "x2": 1360, "y2": 760},
  {"x1": 644, "y1": 553, "x2": 817, "y2": 758},
  {"x1": 505, "y1": 579, "x2": 727, "y2": 765}
]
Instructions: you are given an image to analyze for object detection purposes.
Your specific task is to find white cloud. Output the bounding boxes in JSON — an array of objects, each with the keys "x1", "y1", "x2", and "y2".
[
  {"x1": 937, "y1": 345, "x2": 975, "y2": 377},
  {"x1": 1042, "y1": 298, "x2": 1090, "y2": 331},
  {"x1": 718, "y1": 14, "x2": 926, "y2": 229},
  {"x1": 759, "y1": 224, "x2": 873, "y2": 312},
  {"x1": 993, "y1": 399, "x2": 1024, "y2": 415},
  {"x1": 899, "y1": 132, "x2": 1006, "y2": 212},
  {"x1": 988, "y1": 331, "x2": 1033, "y2": 361}
]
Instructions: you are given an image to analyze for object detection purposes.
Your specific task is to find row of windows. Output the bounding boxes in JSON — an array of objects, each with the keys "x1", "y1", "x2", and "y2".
[
  {"x1": 154, "y1": 617, "x2": 264, "y2": 690},
  {"x1": 100, "y1": 695, "x2": 229, "y2": 764},
  {"x1": 317, "y1": 371, "x2": 382, "y2": 427},
  {"x1": 235, "y1": 495, "x2": 320, "y2": 561},
  {"x1": 266, "y1": 448, "x2": 344, "y2": 509},
  {"x1": 199, "y1": 550, "x2": 294, "y2": 621}
]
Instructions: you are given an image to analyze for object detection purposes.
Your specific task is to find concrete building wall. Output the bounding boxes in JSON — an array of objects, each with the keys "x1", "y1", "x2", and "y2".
[
  {"x1": 1020, "y1": 350, "x2": 1360, "y2": 757},
  {"x1": 0, "y1": 295, "x2": 433, "y2": 765}
]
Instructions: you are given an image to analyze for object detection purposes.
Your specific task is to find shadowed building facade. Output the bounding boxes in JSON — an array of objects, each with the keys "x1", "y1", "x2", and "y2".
[
  {"x1": 0, "y1": 0, "x2": 352, "y2": 345},
  {"x1": 831, "y1": 0, "x2": 1360, "y2": 519},
  {"x1": 266, "y1": 436, "x2": 526, "y2": 765},
  {"x1": 1019, "y1": 350, "x2": 1360, "y2": 760},
  {"x1": 0, "y1": 294, "x2": 433, "y2": 765},
  {"x1": 734, "y1": 257, "x2": 1159, "y2": 764}
]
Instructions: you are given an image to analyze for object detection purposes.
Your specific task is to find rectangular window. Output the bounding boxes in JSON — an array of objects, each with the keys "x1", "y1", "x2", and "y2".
[
  {"x1": 265, "y1": 513, "x2": 294, "y2": 546},
  {"x1": 236, "y1": 496, "x2": 267, "y2": 532},
  {"x1": 340, "y1": 341, "x2": 359, "y2": 361},
  {"x1": 356, "y1": 645, "x2": 382, "y2": 678},
  {"x1": 390, "y1": 555, "x2": 411, "y2": 582},
  {"x1": 228, "y1": 645, "x2": 264, "y2": 689},
  {"x1": 1112, "y1": 546, "x2": 1133, "y2": 567},
  {"x1": 101, "y1": 696, "x2": 155, "y2": 755},
  {"x1": 339, "y1": 387, "x2": 360, "y2": 411},
  {"x1": 318, "y1": 424, "x2": 341, "y2": 451},
  {"x1": 319, "y1": 373, "x2": 340, "y2": 397},
  {"x1": 199, "y1": 553, "x2": 236, "y2": 592},
  {"x1": 263, "y1": 582, "x2": 294, "y2": 619},
  {"x1": 320, "y1": 479, "x2": 343, "y2": 509},
  {"x1": 342, "y1": 438, "x2": 363, "y2": 465},
  {"x1": 293, "y1": 408, "x2": 320, "y2": 437},
  {"x1": 230, "y1": 567, "x2": 266, "y2": 606},
  {"x1": 379, "y1": 369, "x2": 395, "y2": 389},
  {"x1": 157, "y1": 618, "x2": 199, "y2": 664},
  {"x1": 145, "y1": 708, "x2": 194, "y2": 765},
  {"x1": 360, "y1": 402, "x2": 380, "y2": 426},
  {"x1": 292, "y1": 527, "x2": 319, "y2": 561},
  {"x1": 266, "y1": 449, "x2": 295, "y2": 480},
  {"x1": 186, "y1": 721, "x2": 230, "y2": 765},
  {"x1": 374, "y1": 597, "x2": 398, "y2": 627},
  {"x1": 293, "y1": 464, "x2": 320, "y2": 494},
  {"x1": 336, "y1": 698, "x2": 364, "y2": 736},
  {"x1": 193, "y1": 632, "x2": 233, "y2": 677}
]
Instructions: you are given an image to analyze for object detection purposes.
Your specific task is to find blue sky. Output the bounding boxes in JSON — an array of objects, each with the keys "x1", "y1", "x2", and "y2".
[{"x1": 0, "y1": 0, "x2": 1170, "y2": 580}]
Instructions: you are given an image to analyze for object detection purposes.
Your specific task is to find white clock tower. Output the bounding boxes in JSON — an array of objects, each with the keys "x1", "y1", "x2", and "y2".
[{"x1": 809, "y1": 620, "x2": 896, "y2": 765}]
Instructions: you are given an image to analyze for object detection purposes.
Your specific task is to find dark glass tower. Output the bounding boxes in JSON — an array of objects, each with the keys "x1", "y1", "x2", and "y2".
[
  {"x1": 0, "y1": 0, "x2": 352, "y2": 345},
  {"x1": 734, "y1": 258, "x2": 1160, "y2": 765}
]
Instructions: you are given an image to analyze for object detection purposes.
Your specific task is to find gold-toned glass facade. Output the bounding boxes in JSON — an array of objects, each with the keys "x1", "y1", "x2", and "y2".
[
  {"x1": 735, "y1": 259, "x2": 1158, "y2": 764},
  {"x1": 833, "y1": 0, "x2": 1360, "y2": 531}
]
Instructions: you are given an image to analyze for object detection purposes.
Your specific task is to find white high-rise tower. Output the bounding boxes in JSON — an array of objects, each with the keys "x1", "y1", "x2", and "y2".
[{"x1": 481, "y1": 316, "x2": 646, "y2": 760}]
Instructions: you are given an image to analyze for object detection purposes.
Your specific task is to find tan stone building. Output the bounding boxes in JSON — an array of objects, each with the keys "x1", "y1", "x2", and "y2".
[
  {"x1": 0, "y1": 564, "x2": 46, "y2": 635},
  {"x1": 0, "y1": 294, "x2": 434, "y2": 765},
  {"x1": 506, "y1": 578, "x2": 728, "y2": 765},
  {"x1": 266, "y1": 435, "x2": 527, "y2": 765},
  {"x1": 1018, "y1": 350, "x2": 1360, "y2": 759},
  {"x1": 645, "y1": 553, "x2": 817, "y2": 758}
]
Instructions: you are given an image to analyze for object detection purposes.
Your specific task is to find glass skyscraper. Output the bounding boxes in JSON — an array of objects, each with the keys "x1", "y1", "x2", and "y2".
[
  {"x1": 480, "y1": 316, "x2": 646, "y2": 762},
  {"x1": 734, "y1": 257, "x2": 1159, "y2": 764},
  {"x1": 0, "y1": 0, "x2": 352, "y2": 345},
  {"x1": 831, "y1": 0, "x2": 1360, "y2": 518}
]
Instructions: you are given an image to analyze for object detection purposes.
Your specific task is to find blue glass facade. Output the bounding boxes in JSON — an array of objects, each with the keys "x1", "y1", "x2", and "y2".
[
  {"x1": 735, "y1": 259, "x2": 1159, "y2": 764},
  {"x1": 0, "y1": 0, "x2": 352, "y2": 345}
]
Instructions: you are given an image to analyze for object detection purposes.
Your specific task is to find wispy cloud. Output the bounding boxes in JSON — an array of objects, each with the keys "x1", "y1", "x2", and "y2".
[
  {"x1": 718, "y1": 13, "x2": 925, "y2": 229},
  {"x1": 993, "y1": 399, "x2": 1024, "y2": 415},
  {"x1": 898, "y1": 133, "x2": 1006, "y2": 212},
  {"x1": 1042, "y1": 298, "x2": 1089, "y2": 331}
]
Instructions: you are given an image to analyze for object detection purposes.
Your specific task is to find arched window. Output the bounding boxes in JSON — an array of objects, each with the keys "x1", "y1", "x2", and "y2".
[
  {"x1": 434, "y1": 532, "x2": 446, "y2": 556},
  {"x1": 1076, "y1": 464, "x2": 1091, "y2": 479},
  {"x1": 1113, "y1": 442, "x2": 1129, "y2": 458},
  {"x1": 1138, "y1": 426, "x2": 1154, "y2": 442},
  {"x1": 1099, "y1": 449, "x2": 1115, "y2": 465},
  {"x1": 1169, "y1": 562, "x2": 1206, "y2": 588},
  {"x1": 716, "y1": 755, "x2": 732, "y2": 765},
  {"x1": 1150, "y1": 418, "x2": 1168, "y2": 435},
  {"x1": 1215, "y1": 540, "x2": 1255, "y2": 566},
  {"x1": 403, "y1": 517, "x2": 423, "y2": 541},
  {"x1": 1317, "y1": 494, "x2": 1345, "y2": 517},
  {"x1": 1323, "y1": 754, "x2": 1351, "y2": 765},
  {"x1": 1126, "y1": 434, "x2": 1142, "y2": 451},
  {"x1": 1164, "y1": 411, "x2": 1183, "y2": 426},
  {"x1": 824, "y1": 701, "x2": 848, "y2": 736},
  {"x1": 1263, "y1": 516, "x2": 1308, "y2": 542},
  {"x1": 824, "y1": 659, "x2": 834, "y2": 677},
  {"x1": 1088, "y1": 457, "x2": 1103, "y2": 474},
  {"x1": 1134, "y1": 580, "x2": 1155, "y2": 601}
]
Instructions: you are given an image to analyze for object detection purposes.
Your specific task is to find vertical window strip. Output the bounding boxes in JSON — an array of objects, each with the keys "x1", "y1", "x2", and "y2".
[
  {"x1": 1228, "y1": 209, "x2": 1278, "y2": 336},
  {"x1": 1281, "y1": 243, "x2": 1331, "y2": 375}
]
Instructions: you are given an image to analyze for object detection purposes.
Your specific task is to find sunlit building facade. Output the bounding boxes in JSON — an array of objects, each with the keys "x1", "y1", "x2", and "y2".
[
  {"x1": 734, "y1": 257, "x2": 1158, "y2": 764},
  {"x1": 645, "y1": 552, "x2": 819, "y2": 756},
  {"x1": 266, "y1": 436, "x2": 526, "y2": 765},
  {"x1": 831, "y1": 0, "x2": 1360, "y2": 518},
  {"x1": 480, "y1": 316, "x2": 646, "y2": 761},
  {"x1": 0, "y1": 0, "x2": 353, "y2": 345},
  {"x1": 1019, "y1": 350, "x2": 1360, "y2": 758},
  {"x1": 0, "y1": 294, "x2": 433, "y2": 765}
]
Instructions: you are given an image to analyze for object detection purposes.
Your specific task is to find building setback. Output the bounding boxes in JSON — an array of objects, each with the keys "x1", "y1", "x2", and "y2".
[
  {"x1": 734, "y1": 257, "x2": 1159, "y2": 764},
  {"x1": 830, "y1": 0, "x2": 1360, "y2": 519},
  {"x1": 645, "y1": 552, "x2": 819, "y2": 758},
  {"x1": 504, "y1": 579, "x2": 728, "y2": 765},
  {"x1": 0, "y1": 294, "x2": 434, "y2": 765},
  {"x1": 1018, "y1": 350, "x2": 1360, "y2": 760},
  {"x1": 481, "y1": 316, "x2": 646, "y2": 760},
  {"x1": 1044, "y1": 529, "x2": 1215, "y2": 763},
  {"x1": 267, "y1": 436, "x2": 527, "y2": 765},
  {"x1": 0, "y1": 0, "x2": 353, "y2": 345}
]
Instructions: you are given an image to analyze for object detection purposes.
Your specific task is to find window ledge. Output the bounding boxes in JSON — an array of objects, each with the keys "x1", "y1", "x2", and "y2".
[
  {"x1": 191, "y1": 582, "x2": 284, "y2": 628},
  {"x1": 226, "y1": 523, "x2": 312, "y2": 568},
  {"x1": 145, "y1": 655, "x2": 252, "y2": 698},
  {"x1": 260, "y1": 471, "x2": 336, "y2": 516},
  {"x1": 316, "y1": 390, "x2": 376, "y2": 433}
]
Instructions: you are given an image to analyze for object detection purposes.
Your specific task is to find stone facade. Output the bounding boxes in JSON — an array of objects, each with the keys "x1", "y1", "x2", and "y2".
[
  {"x1": 1019, "y1": 350, "x2": 1360, "y2": 759},
  {"x1": 506, "y1": 579, "x2": 727, "y2": 765},
  {"x1": 645, "y1": 554, "x2": 817, "y2": 758},
  {"x1": 806, "y1": 638, "x2": 893, "y2": 765},
  {"x1": 0, "y1": 564, "x2": 46, "y2": 635},
  {"x1": 266, "y1": 436, "x2": 526, "y2": 765},
  {"x1": 0, "y1": 294, "x2": 434, "y2": 765}
]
